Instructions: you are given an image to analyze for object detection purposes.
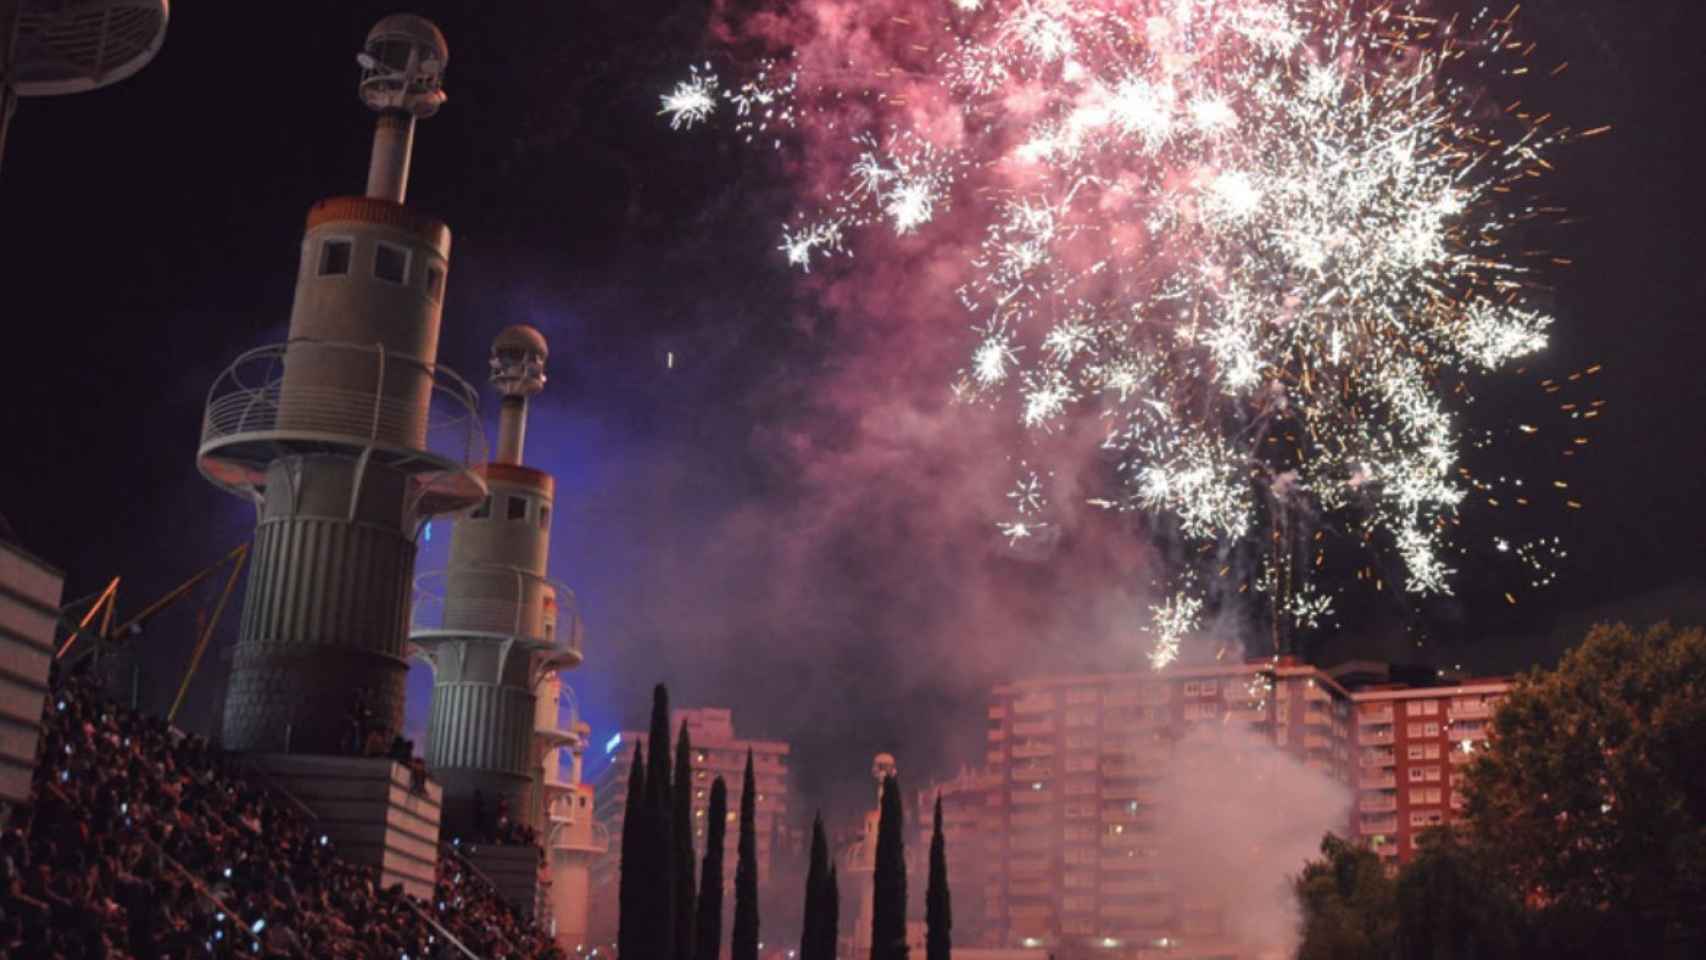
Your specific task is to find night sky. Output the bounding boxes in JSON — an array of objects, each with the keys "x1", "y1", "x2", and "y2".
[{"x1": 1, "y1": 0, "x2": 1701, "y2": 817}]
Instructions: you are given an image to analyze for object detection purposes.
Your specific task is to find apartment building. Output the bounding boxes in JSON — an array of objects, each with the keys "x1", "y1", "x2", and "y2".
[
  {"x1": 587, "y1": 707, "x2": 792, "y2": 944},
  {"x1": 981, "y1": 660, "x2": 1508, "y2": 953},
  {"x1": 1345, "y1": 674, "x2": 1508, "y2": 860}
]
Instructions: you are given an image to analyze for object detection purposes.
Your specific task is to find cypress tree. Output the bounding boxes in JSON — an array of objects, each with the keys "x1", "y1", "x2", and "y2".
[
  {"x1": 731, "y1": 749, "x2": 760, "y2": 960},
  {"x1": 871, "y1": 773, "x2": 907, "y2": 960},
  {"x1": 823, "y1": 863, "x2": 840, "y2": 960},
  {"x1": 694, "y1": 777, "x2": 728, "y2": 960},
  {"x1": 646, "y1": 684, "x2": 676, "y2": 960},
  {"x1": 801, "y1": 813, "x2": 829, "y2": 960},
  {"x1": 618, "y1": 742, "x2": 647, "y2": 960},
  {"x1": 673, "y1": 721, "x2": 698, "y2": 960},
  {"x1": 926, "y1": 795, "x2": 951, "y2": 960}
]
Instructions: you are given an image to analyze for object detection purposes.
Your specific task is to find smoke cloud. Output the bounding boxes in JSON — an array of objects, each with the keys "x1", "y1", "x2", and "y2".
[{"x1": 1153, "y1": 723, "x2": 1351, "y2": 956}]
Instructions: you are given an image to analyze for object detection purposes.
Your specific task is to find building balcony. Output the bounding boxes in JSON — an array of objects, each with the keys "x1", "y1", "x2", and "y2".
[
  {"x1": 1448, "y1": 701, "x2": 1493, "y2": 721},
  {"x1": 1011, "y1": 789, "x2": 1053, "y2": 805},
  {"x1": 1359, "y1": 795, "x2": 1397, "y2": 813},
  {"x1": 1361, "y1": 749, "x2": 1396, "y2": 767},
  {"x1": 1303, "y1": 733, "x2": 1332, "y2": 750},
  {"x1": 1303, "y1": 709, "x2": 1331, "y2": 727},
  {"x1": 1101, "y1": 784, "x2": 1153, "y2": 802},
  {"x1": 1449, "y1": 748, "x2": 1474, "y2": 765},
  {"x1": 1012, "y1": 742, "x2": 1057, "y2": 759},
  {"x1": 198, "y1": 339, "x2": 488, "y2": 514},
  {"x1": 411, "y1": 566, "x2": 583, "y2": 666},
  {"x1": 1013, "y1": 695, "x2": 1057, "y2": 715},
  {"x1": 988, "y1": 728, "x2": 1007, "y2": 742},
  {"x1": 1358, "y1": 706, "x2": 1395, "y2": 725},
  {"x1": 1100, "y1": 832, "x2": 1145, "y2": 848},
  {"x1": 1008, "y1": 857, "x2": 1049, "y2": 876},
  {"x1": 1373, "y1": 842, "x2": 1399, "y2": 858},
  {"x1": 1011, "y1": 763, "x2": 1053, "y2": 781},
  {"x1": 1361, "y1": 727, "x2": 1395, "y2": 745},
  {"x1": 1101, "y1": 878, "x2": 1168, "y2": 897},
  {"x1": 1012, "y1": 720, "x2": 1057, "y2": 736},
  {"x1": 1360, "y1": 816, "x2": 1398, "y2": 834},
  {"x1": 989, "y1": 705, "x2": 1007, "y2": 720},
  {"x1": 1359, "y1": 772, "x2": 1396, "y2": 790},
  {"x1": 1009, "y1": 811, "x2": 1050, "y2": 829}
]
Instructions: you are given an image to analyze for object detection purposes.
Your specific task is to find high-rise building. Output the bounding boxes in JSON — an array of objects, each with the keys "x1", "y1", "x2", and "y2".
[
  {"x1": 979, "y1": 660, "x2": 1508, "y2": 954},
  {"x1": 916, "y1": 765, "x2": 997, "y2": 946},
  {"x1": 587, "y1": 707, "x2": 792, "y2": 943}
]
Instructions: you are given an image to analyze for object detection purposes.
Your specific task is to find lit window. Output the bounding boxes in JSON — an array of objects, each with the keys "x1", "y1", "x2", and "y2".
[
  {"x1": 426, "y1": 265, "x2": 445, "y2": 301},
  {"x1": 319, "y1": 239, "x2": 352, "y2": 276},
  {"x1": 1408, "y1": 767, "x2": 1426, "y2": 782},
  {"x1": 507, "y1": 496, "x2": 528, "y2": 521},
  {"x1": 1183, "y1": 682, "x2": 1199, "y2": 696},
  {"x1": 375, "y1": 243, "x2": 410, "y2": 284},
  {"x1": 1201, "y1": 680, "x2": 1217, "y2": 696},
  {"x1": 1423, "y1": 723, "x2": 1439, "y2": 737}
]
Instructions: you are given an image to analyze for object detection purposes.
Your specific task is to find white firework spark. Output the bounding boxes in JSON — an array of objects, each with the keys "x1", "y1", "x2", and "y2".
[{"x1": 670, "y1": 0, "x2": 1581, "y2": 667}]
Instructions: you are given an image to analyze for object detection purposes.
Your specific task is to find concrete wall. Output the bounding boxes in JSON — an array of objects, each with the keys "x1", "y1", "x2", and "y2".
[
  {"x1": 0, "y1": 541, "x2": 63, "y2": 810},
  {"x1": 249, "y1": 753, "x2": 442, "y2": 899}
]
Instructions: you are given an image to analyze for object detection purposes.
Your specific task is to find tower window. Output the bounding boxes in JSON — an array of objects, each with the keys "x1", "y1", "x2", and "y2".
[
  {"x1": 507, "y1": 496, "x2": 528, "y2": 521},
  {"x1": 425, "y1": 265, "x2": 445, "y2": 301},
  {"x1": 374, "y1": 243, "x2": 410, "y2": 284},
  {"x1": 539, "y1": 504, "x2": 551, "y2": 530},
  {"x1": 319, "y1": 239, "x2": 352, "y2": 276}
]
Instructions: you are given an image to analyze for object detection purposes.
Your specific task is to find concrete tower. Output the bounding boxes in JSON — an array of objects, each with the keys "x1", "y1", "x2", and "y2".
[
  {"x1": 413, "y1": 325, "x2": 582, "y2": 834},
  {"x1": 197, "y1": 14, "x2": 485, "y2": 755},
  {"x1": 536, "y1": 672, "x2": 608, "y2": 949}
]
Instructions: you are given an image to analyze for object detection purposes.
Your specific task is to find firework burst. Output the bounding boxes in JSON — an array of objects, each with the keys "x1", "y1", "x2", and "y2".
[{"x1": 668, "y1": 0, "x2": 1591, "y2": 666}]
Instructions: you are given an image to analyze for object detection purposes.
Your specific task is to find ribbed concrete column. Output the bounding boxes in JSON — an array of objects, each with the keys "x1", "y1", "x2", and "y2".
[
  {"x1": 426, "y1": 680, "x2": 535, "y2": 775},
  {"x1": 221, "y1": 460, "x2": 417, "y2": 754}
]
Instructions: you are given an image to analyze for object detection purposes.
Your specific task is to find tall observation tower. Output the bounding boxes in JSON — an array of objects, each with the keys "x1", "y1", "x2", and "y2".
[
  {"x1": 412, "y1": 326, "x2": 606, "y2": 933},
  {"x1": 194, "y1": 15, "x2": 483, "y2": 896}
]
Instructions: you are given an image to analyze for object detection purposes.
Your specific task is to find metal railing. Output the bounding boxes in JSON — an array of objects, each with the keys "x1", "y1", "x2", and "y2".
[
  {"x1": 412, "y1": 564, "x2": 583, "y2": 657},
  {"x1": 200, "y1": 338, "x2": 487, "y2": 473}
]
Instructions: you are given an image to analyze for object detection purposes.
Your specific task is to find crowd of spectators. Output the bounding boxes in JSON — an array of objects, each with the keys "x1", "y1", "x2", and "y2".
[
  {"x1": 0, "y1": 663, "x2": 563, "y2": 960},
  {"x1": 466, "y1": 793, "x2": 539, "y2": 849}
]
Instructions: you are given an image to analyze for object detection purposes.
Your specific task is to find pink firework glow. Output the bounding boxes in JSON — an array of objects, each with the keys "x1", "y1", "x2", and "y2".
[{"x1": 665, "y1": 0, "x2": 1593, "y2": 665}]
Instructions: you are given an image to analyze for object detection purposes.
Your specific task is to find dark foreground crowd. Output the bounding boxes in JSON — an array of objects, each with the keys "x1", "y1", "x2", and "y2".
[{"x1": 0, "y1": 667, "x2": 562, "y2": 960}]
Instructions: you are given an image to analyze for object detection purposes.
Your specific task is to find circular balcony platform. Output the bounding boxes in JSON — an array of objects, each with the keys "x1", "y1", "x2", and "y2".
[
  {"x1": 197, "y1": 339, "x2": 488, "y2": 516},
  {"x1": 409, "y1": 565, "x2": 584, "y2": 669},
  {"x1": 11, "y1": 0, "x2": 169, "y2": 97}
]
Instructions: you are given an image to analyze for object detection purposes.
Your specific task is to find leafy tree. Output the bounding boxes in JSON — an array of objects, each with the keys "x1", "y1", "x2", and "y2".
[
  {"x1": 695, "y1": 777, "x2": 728, "y2": 960},
  {"x1": 926, "y1": 795, "x2": 951, "y2": 960},
  {"x1": 732, "y1": 749, "x2": 760, "y2": 960},
  {"x1": 1465, "y1": 622, "x2": 1706, "y2": 957},
  {"x1": 618, "y1": 741, "x2": 647, "y2": 960},
  {"x1": 674, "y1": 722, "x2": 698, "y2": 960},
  {"x1": 1394, "y1": 827, "x2": 1523, "y2": 960},
  {"x1": 871, "y1": 774, "x2": 908, "y2": 960},
  {"x1": 1295, "y1": 833, "x2": 1396, "y2": 960},
  {"x1": 802, "y1": 813, "x2": 831, "y2": 960}
]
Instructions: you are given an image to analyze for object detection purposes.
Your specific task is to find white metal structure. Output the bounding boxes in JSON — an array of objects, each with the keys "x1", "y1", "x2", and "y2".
[{"x1": 0, "y1": 0, "x2": 169, "y2": 171}]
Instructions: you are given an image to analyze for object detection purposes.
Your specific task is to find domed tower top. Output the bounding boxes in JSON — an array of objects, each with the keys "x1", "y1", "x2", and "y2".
[
  {"x1": 357, "y1": 14, "x2": 448, "y2": 118},
  {"x1": 490, "y1": 325, "x2": 549, "y2": 464},
  {"x1": 355, "y1": 13, "x2": 447, "y2": 203},
  {"x1": 491, "y1": 324, "x2": 549, "y2": 398}
]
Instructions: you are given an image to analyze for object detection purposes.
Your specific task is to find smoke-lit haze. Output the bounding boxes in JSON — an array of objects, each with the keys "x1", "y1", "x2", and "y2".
[{"x1": 1155, "y1": 723, "x2": 1350, "y2": 955}]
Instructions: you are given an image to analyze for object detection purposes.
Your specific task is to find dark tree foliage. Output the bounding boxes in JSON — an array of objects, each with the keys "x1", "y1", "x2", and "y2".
[
  {"x1": 1394, "y1": 828, "x2": 1524, "y2": 960},
  {"x1": 673, "y1": 722, "x2": 698, "y2": 960},
  {"x1": 1295, "y1": 833, "x2": 1396, "y2": 960},
  {"x1": 871, "y1": 774, "x2": 908, "y2": 960},
  {"x1": 618, "y1": 741, "x2": 647, "y2": 960},
  {"x1": 646, "y1": 683, "x2": 676, "y2": 960},
  {"x1": 1465, "y1": 622, "x2": 1706, "y2": 957},
  {"x1": 732, "y1": 750, "x2": 760, "y2": 960},
  {"x1": 824, "y1": 863, "x2": 839, "y2": 960},
  {"x1": 926, "y1": 795, "x2": 951, "y2": 960},
  {"x1": 802, "y1": 813, "x2": 831, "y2": 960},
  {"x1": 694, "y1": 777, "x2": 728, "y2": 960}
]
